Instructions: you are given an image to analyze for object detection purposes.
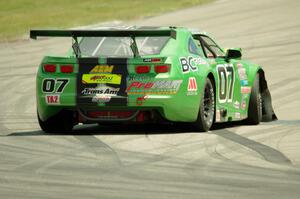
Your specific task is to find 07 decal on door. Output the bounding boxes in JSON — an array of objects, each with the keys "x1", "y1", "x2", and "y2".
[{"x1": 216, "y1": 64, "x2": 235, "y2": 103}]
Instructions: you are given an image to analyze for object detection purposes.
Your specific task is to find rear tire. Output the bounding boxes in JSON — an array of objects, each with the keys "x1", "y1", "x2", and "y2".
[
  {"x1": 38, "y1": 110, "x2": 74, "y2": 133},
  {"x1": 247, "y1": 74, "x2": 262, "y2": 125},
  {"x1": 194, "y1": 78, "x2": 215, "y2": 132}
]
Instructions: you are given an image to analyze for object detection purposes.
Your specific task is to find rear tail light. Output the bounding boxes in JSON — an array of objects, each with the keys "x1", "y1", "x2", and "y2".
[
  {"x1": 60, "y1": 65, "x2": 73, "y2": 73},
  {"x1": 155, "y1": 65, "x2": 170, "y2": 73},
  {"x1": 43, "y1": 64, "x2": 56, "y2": 73},
  {"x1": 135, "y1": 65, "x2": 150, "y2": 74}
]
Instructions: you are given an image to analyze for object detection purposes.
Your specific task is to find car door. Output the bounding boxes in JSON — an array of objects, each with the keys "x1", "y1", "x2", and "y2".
[{"x1": 194, "y1": 34, "x2": 242, "y2": 122}]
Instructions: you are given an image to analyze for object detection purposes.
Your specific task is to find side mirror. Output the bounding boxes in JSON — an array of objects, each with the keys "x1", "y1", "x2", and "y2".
[{"x1": 225, "y1": 48, "x2": 242, "y2": 60}]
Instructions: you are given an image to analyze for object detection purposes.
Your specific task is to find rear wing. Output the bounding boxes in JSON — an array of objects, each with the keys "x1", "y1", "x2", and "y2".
[
  {"x1": 30, "y1": 29, "x2": 177, "y2": 39},
  {"x1": 30, "y1": 29, "x2": 176, "y2": 57}
]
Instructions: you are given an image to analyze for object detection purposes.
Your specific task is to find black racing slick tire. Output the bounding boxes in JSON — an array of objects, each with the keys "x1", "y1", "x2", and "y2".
[
  {"x1": 247, "y1": 74, "x2": 262, "y2": 125},
  {"x1": 194, "y1": 78, "x2": 215, "y2": 132},
  {"x1": 38, "y1": 110, "x2": 74, "y2": 133}
]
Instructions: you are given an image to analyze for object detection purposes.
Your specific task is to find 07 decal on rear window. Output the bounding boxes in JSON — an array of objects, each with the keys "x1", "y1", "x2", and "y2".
[{"x1": 42, "y1": 78, "x2": 69, "y2": 93}]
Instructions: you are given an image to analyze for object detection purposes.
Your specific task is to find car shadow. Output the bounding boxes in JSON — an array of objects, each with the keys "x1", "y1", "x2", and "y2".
[
  {"x1": 5, "y1": 119, "x2": 299, "y2": 137},
  {"x1": 5, "y1": 121, "x2": 249, "y2": 137},
  {"x1": 4, "y1": 119, "x2": 296, "y2": 166}
]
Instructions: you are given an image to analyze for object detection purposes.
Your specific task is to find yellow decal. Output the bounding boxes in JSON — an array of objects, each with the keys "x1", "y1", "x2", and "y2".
[
  {"x1": 82, "y1": 74, "x2": 121, "y2": 84},
  {"x1": 90, "y1": 65, "x2": 114, "y2": 73}
]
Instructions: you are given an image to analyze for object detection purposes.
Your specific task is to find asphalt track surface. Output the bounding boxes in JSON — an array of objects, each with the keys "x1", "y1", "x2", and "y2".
[{"x1": 0, "y1": 0, "x2": 300, "y2": 198}]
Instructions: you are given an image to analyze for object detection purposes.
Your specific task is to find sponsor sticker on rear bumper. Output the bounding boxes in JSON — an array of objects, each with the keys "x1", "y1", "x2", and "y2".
[
  {"x1": 82, "y1": 74, "x2": 121, "y2": 84},
  {"x1": 45, "y1": 94, "x2": 60, "y2": 105}
]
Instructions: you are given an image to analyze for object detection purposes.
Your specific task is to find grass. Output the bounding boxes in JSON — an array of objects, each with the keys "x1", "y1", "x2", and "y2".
[{"x1": 0, "y1": 0, "x2": 211, "y2": 41}]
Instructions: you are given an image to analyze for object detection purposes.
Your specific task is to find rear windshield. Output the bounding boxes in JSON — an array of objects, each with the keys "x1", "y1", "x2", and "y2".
[{"x1": 79, "y1": 36, "x2": 169, "y2": 57}]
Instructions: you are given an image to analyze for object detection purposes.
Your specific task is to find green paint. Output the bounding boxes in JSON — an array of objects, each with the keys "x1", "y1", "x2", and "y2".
[{"x1": 36, "y1": 27, "x2": 262, "y2": 124}]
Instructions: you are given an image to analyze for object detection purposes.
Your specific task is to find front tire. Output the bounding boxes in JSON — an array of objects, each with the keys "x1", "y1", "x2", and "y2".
[
  {"x1": 194, "y1": 78, "x2": 215, "y2": 132},
  {"x1": 247, "y1": 74, "x2": 262, "y2": 124},
  {"x1": 38, "y1": 110, "x2": 74, "y2": 133}
]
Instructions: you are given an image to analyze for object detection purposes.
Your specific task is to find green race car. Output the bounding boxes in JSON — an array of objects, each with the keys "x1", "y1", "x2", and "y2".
[{"x1": 30, "y1": 26, "x2": 277, "y2": 133}]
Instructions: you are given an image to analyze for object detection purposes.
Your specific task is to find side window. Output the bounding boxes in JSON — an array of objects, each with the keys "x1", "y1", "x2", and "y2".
[
  {"x1": 201, "y1": 36, "x2": 225, "y2": 57},
  {"x1": 188, "y1": 38, "x2": 200, "y2": 55},
  {"x1": 188, "y1": 37, "x2": 205, "y2": 56},
  {"x1": 203, "y1": 45, "x2": 215, "y2": 58}
]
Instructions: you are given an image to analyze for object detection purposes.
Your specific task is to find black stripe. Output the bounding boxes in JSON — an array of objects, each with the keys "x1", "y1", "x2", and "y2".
[
  {"x1": 77, "y1": 58, "x2": 99, "y2": 108},
  {"x1": 76, "y1": 57, "x2": 128, "y2": 109},
  {"x1": 105, "y1": 58, "x2": 128, "y2": 106}
]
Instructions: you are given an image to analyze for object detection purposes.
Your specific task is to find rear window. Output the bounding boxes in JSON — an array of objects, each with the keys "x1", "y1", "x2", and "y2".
[{"x1": 79, "y1": 36, "x2": 169, "y2": 57}]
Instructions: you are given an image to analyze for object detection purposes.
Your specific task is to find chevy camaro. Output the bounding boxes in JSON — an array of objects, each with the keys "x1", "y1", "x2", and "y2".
[{"x1": 30, "y1": 26, "x2": 277, "y2": 133}]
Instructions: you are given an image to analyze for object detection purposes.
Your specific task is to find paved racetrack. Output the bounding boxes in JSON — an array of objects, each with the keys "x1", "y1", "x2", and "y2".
[{"x1": 0, "y1": 0, "x2": 300, "y2": 198}]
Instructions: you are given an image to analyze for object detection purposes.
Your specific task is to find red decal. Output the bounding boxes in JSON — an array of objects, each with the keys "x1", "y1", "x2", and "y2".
[
  {"x1": 127, "y1": 82, "x2": 141, "y2": 91},
  {"x1": 136, "y1": 96, "x2": 148, "y2": 106},
  {"x1": 127, "y1": 82, "x2": 154, "y2": 92},
  {"x1": 45, "y1": 95, "x2": 60, "y2": 104},
  {"x1": 241, "y1": 87, "x2": 251, "y2": 94},
  {"x1": 188, "y1": 77, "x2": 197, "y2": 91}
]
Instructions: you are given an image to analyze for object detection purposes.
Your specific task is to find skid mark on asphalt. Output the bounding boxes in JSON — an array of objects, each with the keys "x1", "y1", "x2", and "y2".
[
  {"x1": 238, "y1": 123, "x2": 299, "y2": 142},
  {"x1": 74, "y1": 135, "x2": 122, "y2": 168},
  {"x1": 214, "y1": 130, "x2": 291, "y2": 165}
]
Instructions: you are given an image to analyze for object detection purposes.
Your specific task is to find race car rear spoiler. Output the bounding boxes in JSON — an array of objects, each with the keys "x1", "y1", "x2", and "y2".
[
  {"x1": 30, "y1": 29, "x2": 177, "y2": 39},
  {"x1": 30, "y1": 29, "x2": 176, "y2": 58}
]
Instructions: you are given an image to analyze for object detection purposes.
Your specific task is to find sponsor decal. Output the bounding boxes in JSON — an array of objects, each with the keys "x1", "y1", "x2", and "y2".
[
  {"x1": 240, "y1": 79, "x2": 249, "y2": 86},
  {"x1": 92, "y1": 95, "x2": 112, "y2": 104},
  {"x1": 217, "y1": 64, "x2": 235, "y2": 103},
  {"x1": 143, "y1": 58, "x2": 152, "y2": 62},
  {"x1": 126, "y1": 80, "x2": 182, "y2": 95},
  {"x1": 77, "y1": 58, "x2": 128, "y2": 107},
  {"x1": 180, "y1": 56, "x2": 197, "y2": 73},
  {"x1": 193, "y1": 57, "x2": 207, "y2": 65},
  {"x1": 241, "y1": 86, "x2": 251, "y2": 94},
  {"x1": 45, "y1": 94, "x2": 60, "y2": 105},
  {"x1": 82, "y1": 86, "x2": 119, "y2": 104},
  {"x1": 241, "y1": 94, "x2": 248, "y2": 110},
  {"x1": 90, "y1": 65, "x2": 114, "y2": 73},
  {"x1": 143, "y1": 58, "x2": 161, "y2": 62},
  {"x1": 127, "y1": 75, "x2": 152, "y2": 82},
  {"x1": 242, "y1": 101, "x2": 246, "y2": 110},
  {"x1": 235, "y1": 112, "x2": 241, "y2": 119},
  {"x1": 234, "y1": 101, "x2": 240, "y2": 109},
  {"x1": 81, "y1": 87, "x2": 120, "y2": 95},
  {"x1": 136, "y1": 96, "x2": 148, "y2": 106},
  {"x1": 216, "y1": 110, "x2": 221, "y2": 122},
  {"x1": 82, "y1": 74, "x2": 121, "y2": 84},
  {"x1": 187, "y1": 77, "x2": 198, "y2": 95},
  {"x1": 238, "y1": 67, "x2": 247, "y2": 80},
  {"x1": 42, "y1": 78, "x2": 69, "y2": 93}
]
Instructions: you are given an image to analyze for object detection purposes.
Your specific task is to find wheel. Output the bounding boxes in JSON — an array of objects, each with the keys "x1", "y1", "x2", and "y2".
[
  {"x1": 38, "y1": 110, "x2": 74, "y2": 133},
  {"x1": 247, "y1": 74, "x2": 262, "y2": 124},
  {"x1": 194, "y1": 78, "x2": 215, "y2": 132}
]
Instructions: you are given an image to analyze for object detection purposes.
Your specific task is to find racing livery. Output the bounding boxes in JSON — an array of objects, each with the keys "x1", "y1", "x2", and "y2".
[{"x1": 30, "y1": 27, "x2": 277, "y2": 132}]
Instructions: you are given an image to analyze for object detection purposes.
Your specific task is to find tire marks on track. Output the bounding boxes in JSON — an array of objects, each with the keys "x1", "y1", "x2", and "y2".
[{"x1": 213, "y1": 129, "x2": 291, "y2": 165}]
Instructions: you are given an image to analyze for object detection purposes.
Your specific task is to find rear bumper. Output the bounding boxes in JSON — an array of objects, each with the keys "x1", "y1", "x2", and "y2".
[{"x1": 37, "y1": 93, "x2": 200, "y2": 123}]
